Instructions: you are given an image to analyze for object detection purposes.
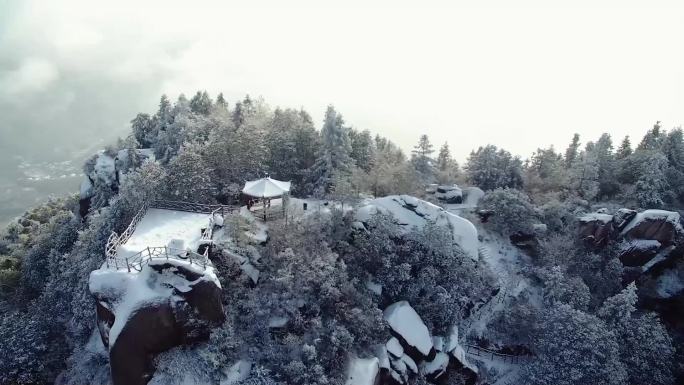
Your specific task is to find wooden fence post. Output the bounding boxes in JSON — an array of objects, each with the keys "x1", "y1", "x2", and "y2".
[{"x1": 126, "y1": 258, "x2": 130, "y2": 273}]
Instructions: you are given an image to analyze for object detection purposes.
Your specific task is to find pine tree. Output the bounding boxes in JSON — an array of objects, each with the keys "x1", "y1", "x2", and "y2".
[
  {"x1": 465, "y1": 145, "x2": 524, "y2": 190},
  {"x1": 592, "y1": 133, "x2": 619, "y2": 197},
  {"x1": 131, "y1": 113, "x2": 155, "y2": 148},
  {"x1": 349, "y1": 129, "x2": 375, "y2": 172},
  {"x1": 307, "y1": 106, "x2": 354, "y2": 196},
  {"x1": 215, "y1": 93, "x2": 227, "y2": 109},
  {"x1": 564, "y1": 133, "x2": 580, "y2": 168},
  {"x1": 638, "y1": 121, "x2": 664, "y2": 151},
  {"x1": 571, "y1": 150, "x2": 600, "y2": 200},
  {"x1": 615, "y1": 136, "x2": 632, "y2": 160},
  {"x1": 189, "y1": 91, "x2": 213, "y2": 115},
  {"x1": 597, "y1": 282, "x2": 637, "y2": 328},
  {"x1": 435, "y1": 142, "x2": 459, "y2": 184},
  {"x1": 232, "y1": 101, "x2": 245, "y2": 128},
  {"x1": 436, "y1": 142, "x2": 452, "y2": 171},
  {"x1": 164, "y1": 145, "x2": 215, "y2": 202},
  {"x1": 621, "y1": 313, "x2": 675, "y2": 385},
  {"x1": 635, "y1": 151, "x2": 669, "y2": 208},
  {"x1": 411, "y1": 135, "x2": 435, "y2": 178}
]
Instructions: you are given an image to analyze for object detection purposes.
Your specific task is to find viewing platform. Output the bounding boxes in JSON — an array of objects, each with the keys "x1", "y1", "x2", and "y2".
[{"x1": 104, "y1": 200, "x2": 238, "y2": 271}]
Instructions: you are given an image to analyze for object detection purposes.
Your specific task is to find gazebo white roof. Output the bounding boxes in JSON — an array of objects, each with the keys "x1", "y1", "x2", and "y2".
[{"x1": 242, "y1": 177, "x2": 291, "y2": 198}]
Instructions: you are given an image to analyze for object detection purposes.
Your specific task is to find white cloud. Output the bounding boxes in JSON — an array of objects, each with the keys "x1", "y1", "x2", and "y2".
[
  {"x1": 1, "y1": 58, "x2": 59, "y2": 97},
  {"x1": 1, "y1": 0, "x2": 683, "y2": 162}
]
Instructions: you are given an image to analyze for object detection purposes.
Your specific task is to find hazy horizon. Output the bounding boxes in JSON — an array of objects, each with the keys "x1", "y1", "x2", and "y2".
[{"x1": 2, "y1": 0, "x2": 684, "y2": 223}]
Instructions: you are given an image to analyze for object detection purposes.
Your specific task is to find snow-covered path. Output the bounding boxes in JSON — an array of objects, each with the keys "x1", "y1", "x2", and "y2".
[{"x1": 460, "y1": 228, "x2": 530, "y2": 339}]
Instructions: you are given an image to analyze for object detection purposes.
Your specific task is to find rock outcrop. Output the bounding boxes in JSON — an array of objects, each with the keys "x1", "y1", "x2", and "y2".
[
  {"x1": 578, "y1": 209, "x2": 683, "y2": 269},
  {"x1": 79, "y1": 149, "x2": 155, "y2": 216},
  {"x1": 347, "y1": 301, "x2": 477, "y2": 385},
  {"x1": 355, "y1": 195, "x2": 479, "y2": 261},
  {"x1": 89, "y1": 259, "x2": 224, "y2": 385}
]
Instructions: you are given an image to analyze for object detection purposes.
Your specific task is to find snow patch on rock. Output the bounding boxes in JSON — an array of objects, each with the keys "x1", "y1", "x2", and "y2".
[
  {"x1": 621, "y1": 209, "x2": 683, "y2": 235},
  {"x1": 357, "y1": 195, "x2": 479, "y2": 260},
  {"x1": 345, "y1": 357, "x2": 379, "y2": 385},
  {"x1": 383, "y1": 301, "x2": 433, "y2": 357},
  {"x1": 89, "y1": 259, "x2": 221, "y2": 346}
]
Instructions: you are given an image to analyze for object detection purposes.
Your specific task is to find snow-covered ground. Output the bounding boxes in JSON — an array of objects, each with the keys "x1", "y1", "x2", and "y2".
[
  {"x1": 460, "y1": 226, "x2": 537, "y2": 340},
  {"x1": 117, "y1": 208, "x2": 211, "y2": 259}
]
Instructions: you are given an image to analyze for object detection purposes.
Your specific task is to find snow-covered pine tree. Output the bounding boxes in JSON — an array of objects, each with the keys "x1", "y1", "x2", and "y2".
[
  {"x1": 435, "y1": 142, "x2": 459, "y2": 183},
  {"x1": 411, "y1": 134, "x2": 436, "y2": 180},
  {"x1": 564, "y1": 133, "x2": 580, "y2": 168},
  {"x1": 349, "y1": 128, "x2": 375, "y2": 172},
  {"x1": 615, "y1": 135, "x2": 633, "y2": 160},
  {"x1": 307, "y1": 106, "x2": 354, "y2": 197},
  {"x1": 638, "y1": 121, "x2": 665, "y2": 151},
  {"x1": 571, "y1": 150, "x2": 600, "y2": 200},
  {"x1": 189, "y1": 91, "x2": 213, "y2": 115},
  {"x1": 164, "y1": 144, "x2": 215, "y2": 203},
  {"x1": 465, "y1": 144, "x2": 524, "y2": 190},
  {"x1": 525, "y1": 304, "x2": 627, "y2": 385},
  {"x1": 635, "y1": 151, "x2": 669, "y2": 208}
]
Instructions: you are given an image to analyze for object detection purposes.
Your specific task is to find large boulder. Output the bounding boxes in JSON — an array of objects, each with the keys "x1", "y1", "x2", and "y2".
[
  {"x1": 356, "y1": 195, "x2": 479, "y2": 261},
  {"x1": 578, "y1": 212, "x2": 615, "y2": 247},
  {"x1": 618, "y1": 239, "x2": 662, "y2": 267},
  {"x1": 435, "y1": 185, "x2": 463, "y2": 204},
  {"x1": 79, "y1": 149, "x2": 155, "y2": 217},
  {"x1": 89, "y1": 259, "x2": 224, "y2": 385},
  {"x1": 577, "y1": 209, "x2": 683, "y2": 260},
  {"x1": 383, "y1": 301, "x2": 436, "y2": 362},
  {"x1": 375, "y1": 302, "x2": 477, "y2": 385},
  {"x1": 621, "y1": 210, "x2": 682, "y2": 246}
]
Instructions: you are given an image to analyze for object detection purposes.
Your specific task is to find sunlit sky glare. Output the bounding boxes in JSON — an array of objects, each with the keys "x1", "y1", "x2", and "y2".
[{"x1": 1, "y1": 0, "x2": 683, "y2": 162}]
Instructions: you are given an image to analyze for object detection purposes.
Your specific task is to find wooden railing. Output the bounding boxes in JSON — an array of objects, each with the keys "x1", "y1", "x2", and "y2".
[
  {"x1": 104, "y1": 200, "x2": 238, "y2": 268},
  {"x1": 250, "y1": 207, "x2": 285, "y2": 221},
  {"x1": 105, "y1": 203, "x2": 150, "y2": 259},
  {"x1": 106, "y1": 245, "x2": 210, "y2": 272},
  {"x1": 464, "y1": 344, "x2": 530, "y2": 365},
  {"x1": 150, "y1": 200, "x2": 237, "y2": 216}
]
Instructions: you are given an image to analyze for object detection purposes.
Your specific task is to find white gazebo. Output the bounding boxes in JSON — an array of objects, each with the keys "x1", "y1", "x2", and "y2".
[{"x1": 242, "y1": 177, "x2": 291, "y2": 220}]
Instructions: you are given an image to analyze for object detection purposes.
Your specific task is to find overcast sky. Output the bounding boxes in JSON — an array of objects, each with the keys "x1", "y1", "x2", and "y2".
[{"x1": 1, "y1": 0, "x2": 683, "y2": 164}]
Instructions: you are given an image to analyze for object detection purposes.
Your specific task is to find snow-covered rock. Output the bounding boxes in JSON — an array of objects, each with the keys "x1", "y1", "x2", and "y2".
[
  {"x1": 89, "y1": 260, "x2": 224, "y2": 385},
  {"x1": 421, "y1": 352, "x2": 449, "y2": 381},
  {"x1": 386, "y1": 337, "x2": 404, "y2": 357},
  {"x1": 462, "y1": 186, "x2": 485, "y2": 206},
  {"x1": 383, "y1": 301, "x2": 435, "y2": 360},
  {"x1": 345, "y1": 357, "x2": 379, "y2": 385},
  {"x1": 621, "y1": 209, "x2": 683, "y2": 246},
  {"x1": 356, "y1": 195, "x2": 479, "y2": 260},
  {"x1": 619, "y1": 239, "x2": 662, "y2": 267},
  {"x1": 435, "y1": 185, "x2": 463, "y2": 204},
  {"x1": 400, "y1": 354, "x2": 418, "y2": 374}
]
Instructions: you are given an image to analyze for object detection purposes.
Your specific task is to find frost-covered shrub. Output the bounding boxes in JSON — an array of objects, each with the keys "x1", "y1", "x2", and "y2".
[
  {"x1": 525, "y1": 304, "x2": 627, "y2": 385},
  {"x1": 347, "y1": 214, "x2": 493, "y2": 334},
  {"x1": 538, "y1": 266, "x2": 591, "y2": 311},
  {"x1": 479, "y1": 188, "x2": 536, "y2": 236},
  {"x1": 538, "y1": 199, "x2": 580, "y2": 233}
]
